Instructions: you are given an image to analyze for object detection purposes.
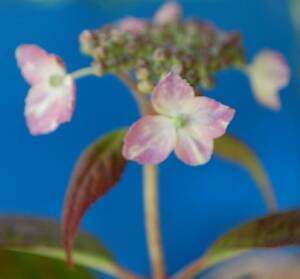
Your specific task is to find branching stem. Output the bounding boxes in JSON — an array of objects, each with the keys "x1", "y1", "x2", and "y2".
[
  {"x1": 118, "y1": 72, "x2": 154, "y2": 115},
  {"x1": 70, "y1": 67, "x2": 97, "y2": 80}
]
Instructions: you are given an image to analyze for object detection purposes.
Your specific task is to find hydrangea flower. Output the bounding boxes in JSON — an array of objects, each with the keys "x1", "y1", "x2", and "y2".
[
  {"x1": 248, "y1": 49, "x2": 290, "y2": 110},
  {"x1": 16, "y1": 44, "x2": 75, "y2": 135},
  {"x1": 154, "y1": 1, "x2": 182, "y2": 25},
  {"x1": 123, "y1": 73, "x2": 235, "y2": 166},
  {"x1": 118, "y1": 17, "x2": 148, "y2": 35}
]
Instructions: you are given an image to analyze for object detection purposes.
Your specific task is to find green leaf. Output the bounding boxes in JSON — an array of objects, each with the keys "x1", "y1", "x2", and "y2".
[
  {"x1": 0, "y1": 215, "x2": 118, "y2": 277},
  {"x1": 205, "y1": 209, "x2": 300, "y2": 272},
  {"x1": 214, "y1": 134, "x2": 277, "y2": 212},
  {"x1": 63, "y1": 128, "x2": 128, "y2": 266},
  {"x1": 0, "y1": 250, "x2": 96, "y2": 279}
]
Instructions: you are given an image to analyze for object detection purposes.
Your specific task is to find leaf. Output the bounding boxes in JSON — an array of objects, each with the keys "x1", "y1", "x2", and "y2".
[
  {"x1": 0, "y1": 215, "x2": 116, "y2": 276},
  {"x1": 214, "y1": 134, "x2": 277, "y2": 212},
  {"x1": 63, "y1": 128, "x2": 128, "y2": 266},
  {"x1": 205, "y1": 208, "x2": 300, "y2": 271},
  {"x1": 0, "y1": 250, "x2": 96, "y2": 279}
]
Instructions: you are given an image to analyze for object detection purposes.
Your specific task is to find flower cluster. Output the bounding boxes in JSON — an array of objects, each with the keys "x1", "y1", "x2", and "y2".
[
  {"x1": 80, "y1": 2, "x2": 245, "y2": 93},
  {"x1": 15, "y1": 1, "x2": 291, "y2": 167}
]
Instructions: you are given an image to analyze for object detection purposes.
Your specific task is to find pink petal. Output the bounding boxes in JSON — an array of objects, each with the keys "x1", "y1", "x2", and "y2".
[
  {"x1": 122, "y1": 116, "x2": 176, "y2": 165},
  {"x1": 16, "y1": 44, "x2": 66, "y2": 85},
  {"x1": 118, "y1": 17, "x2": 148, "y2": 35},
  {"x1": 248, "y1": 49, "x2": 290, "y2": 110},
  {"x1": 25, "y1": 76, "x2": 75, "y2": 135},
  {"x1": 184, "y1": 96, "x2": 236, "y2": 139},
  {"x1": 175, "y1": 127, "x2": 214, "y2": 166},
  {"x1": 174, "y1": 97, "x2": 235, "y2": 166},
  {"x1": 154, "y1": 1, "x2": 182, "y2": 25},
  {"x1": 152, "y1": 72, "x2": 195, "y2": 116}
]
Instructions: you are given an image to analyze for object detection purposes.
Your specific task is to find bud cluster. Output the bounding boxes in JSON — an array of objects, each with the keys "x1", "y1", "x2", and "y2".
[{"x1": 80, "y1": 20, "x2": 245, "y2": 93}]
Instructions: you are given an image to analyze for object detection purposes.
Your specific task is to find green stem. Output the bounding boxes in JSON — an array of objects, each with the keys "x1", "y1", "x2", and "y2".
[
  {"x1": 70, "y1": 67, "x2": 97, "y2": 80},
  {"x1": 119, "y1": 72, "x2": 166, "y2": 278},
  {"x1": 118, "y1": 72, "x2": 154, "y2": 115},
  {"x1": 143, "y1": 165, "x2": 167, "y2": 279},
  {"x1": 172, "y1": 257, "x2": 206, "y2": 279}
]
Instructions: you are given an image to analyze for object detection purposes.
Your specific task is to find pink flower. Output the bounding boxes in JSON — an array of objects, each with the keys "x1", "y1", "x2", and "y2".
[
  {"x1": 16, "y1": 44, "x2": 75, "y2": 135},
  {"x1": 123, "y1": 73, "x2": 235, "y2": 166},
  {"x1": 154, "y1": 1, "x2": 182, "y2": 25},
  {"x1": 118, "y1": 17, "x2": 148, "y2": 35},
  {"x1": 248, "y1": 50, "x2": 290, "y2": 110}
]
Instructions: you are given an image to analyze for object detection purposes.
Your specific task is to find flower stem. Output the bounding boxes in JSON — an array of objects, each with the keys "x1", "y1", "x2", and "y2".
[
  {"x1": 172, "y1": 257, "x2": 206, "y2": 279},
  {"x1": 118, "y1": 72, "x2": 154, "y2": 115},
  {"x1": 119, "y1": 72, "x2": 166, "y2": 278},
  {"x1": 114, "y1": 264, "x2": 147, "y2": 279},
  {"x1": 143, "y1": 165, "x2": 167, "y2": 279},
  {"x1": 70, "y1": 67, "x2": 97, "y2": 80}
]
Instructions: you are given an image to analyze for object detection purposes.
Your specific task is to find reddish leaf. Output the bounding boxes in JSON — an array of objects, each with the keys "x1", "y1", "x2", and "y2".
[{"x1": 62, "y1": 129, "x2": 127, "y2": 266}]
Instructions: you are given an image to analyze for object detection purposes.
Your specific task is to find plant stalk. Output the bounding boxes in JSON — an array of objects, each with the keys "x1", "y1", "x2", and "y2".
[
  {"x1": 118, "y1": 72, "x2": 154, "y2": 115},
  {"x1": 172, "y1": 257, "x2": 206, "y2": 279},
  {"x1": 70, "y1": 66, "x2": 97, "y2": 80},
  {"x1": 143, "y1": 165, "x2": 167, "y2": 279},
  {"x1": 120, "y1": 72, "x2": 166, "y2": 278}
]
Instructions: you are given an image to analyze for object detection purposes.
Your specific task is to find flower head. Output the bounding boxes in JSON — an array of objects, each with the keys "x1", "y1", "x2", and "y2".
[
  {"x1": 16, "y1": 44, "x2": 75, "y2": 135},
  {"x1": 154, "y1": 1, "x2": 182, "y2": 25},
  {"x1": 248, "y1": 49, "x2": 290, "y2": 110},
  {"x1": 118, "y1": 17, "x2": 148, "y2": 35},
  {"x1": 123, "y1": 73, "x2": 235, "y2": 166}
]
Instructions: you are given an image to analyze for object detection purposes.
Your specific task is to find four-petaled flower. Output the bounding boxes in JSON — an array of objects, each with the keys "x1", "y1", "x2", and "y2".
[
  {"x1": 154, "y1": 1, "x2": 182, "y2": 25},
  {"x1": 248, "y1": 49, "x2": 290, "y2": 110},
  {"x1": 16, "y1": 44, "x2": 75, "y2": 135},
  {"x1": 122, "y1": 73, "x2": 235, "y2": 166}
]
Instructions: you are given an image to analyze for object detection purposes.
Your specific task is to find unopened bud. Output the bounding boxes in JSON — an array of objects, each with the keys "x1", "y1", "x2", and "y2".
[
  {"x1": 138, "y1": 80, "x2": 154, "y2": 94},
  {"x1": 92, "y1": 61, "x2": 105, "y2": 76},
  {"x1": 136, "y1": 67, "x2": 150, "y2": 80}
]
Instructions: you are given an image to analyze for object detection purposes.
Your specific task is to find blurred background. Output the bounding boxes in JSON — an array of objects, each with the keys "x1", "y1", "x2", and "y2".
[{"x1": 1, "y1": 0, "x2": 300, "y2": 278}]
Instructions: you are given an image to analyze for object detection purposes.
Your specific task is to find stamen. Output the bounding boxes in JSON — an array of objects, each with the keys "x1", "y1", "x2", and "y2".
[
  {"x1": 174, "y1": 115, "x2": 188, "y2": 129},
  {"x1": 49, "y1": 75, "x2": 63, "y2": 88}
]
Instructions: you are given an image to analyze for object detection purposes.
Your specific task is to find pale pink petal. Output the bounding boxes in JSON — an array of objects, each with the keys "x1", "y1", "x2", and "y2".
[
  {"x1": 25, "y1": 76, "x2": 75, "y2": 135},
  {"x1": 118, "y1": 17, "x2": 148, "y2": 35},
  {"x1": 152, "y1": 72, "x2": 195, "y2": 116},
  {"x1": 122, "y1": 116, "x2": 176, "y2": 165},
  {"x1": 175, "y1": 127, "x2": 214, "y2": 166},
  {"x1": 16, "y1": 44, "x2": 66, "y2": 85},
  {"x1": 174, "y1": 97, "x2": 234, "y2": 166},
  {"x1": 154, "y1": 1, "x2": 182, "y2": 25},
  {"x1": 180, "y1": 96, "x2": 235, "y2": 139},
  {"x1": 248, "y1": 49, "x2": 290, "y2": 110}
]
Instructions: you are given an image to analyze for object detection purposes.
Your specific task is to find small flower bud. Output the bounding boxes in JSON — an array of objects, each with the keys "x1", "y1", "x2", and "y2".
[
  {"x1": 154, "y1": 1, "x2": 182, "y2": 26},
  {"x1": 94, "y1": 46, "x2": 107, "y2": 60},
  {"x1": 138, "y1": 80, "x2": 154, "y2": 94},
  {"x1": 153, "y1": 48, "x2": 168, "y2": 61},
  {"x1": 171, "y1": 63, "x2": 183, "y2": 74},
  {"x1": 92, "y1": 61, "x2": 105, "y2": 76},
  {"x1": 136, "y1": 67, "x2": 150, "y2": 80},
  {"x1": 202, "y1": 76, "x2": 215, "y2": 89},
  {"x1": 80, "y1": 30, "x2": 96, "y2": 54}
]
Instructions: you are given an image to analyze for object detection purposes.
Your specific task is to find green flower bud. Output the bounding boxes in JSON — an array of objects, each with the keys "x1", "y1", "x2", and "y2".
[{"x1": 138, "y1": 80, "x2": 154, "y2": 94}]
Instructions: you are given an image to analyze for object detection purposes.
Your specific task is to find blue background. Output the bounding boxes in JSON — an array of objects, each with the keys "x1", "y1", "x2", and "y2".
[{"x1": 1, "y1": 0, "x2": 300, "y2": 278}]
